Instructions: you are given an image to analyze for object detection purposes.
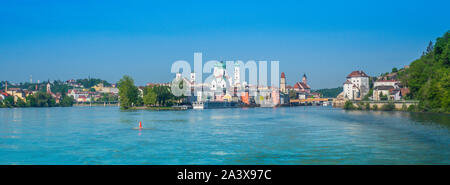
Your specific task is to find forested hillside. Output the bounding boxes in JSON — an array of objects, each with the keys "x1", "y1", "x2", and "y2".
[
  {"x1": 312, "y1": 87, "x2": 343, "y2": 98},
  {"x1": 399, "y1": 31, "x2": 449, "y2": 113}
]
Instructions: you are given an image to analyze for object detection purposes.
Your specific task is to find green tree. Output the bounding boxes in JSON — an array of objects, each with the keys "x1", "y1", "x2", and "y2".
[
  {"x1": 136, "y1": 96, "x2": 144, "y2": 107},
  {"x1": 60, "y1": 95, "x2": 74, "y2": 107},
  {"x1": 143, "y1": 87, "x2": 157, "y2": 106},
  {"x1": 402, "y1": 31, "x2": 450, "y2": 113},
  {"x1": 311, "y1": 87, "x2": 343, "y2": 98},
  {"x1": 118, "y1": 75, "x2": 139, "y2": 109},
  {"x1": 356, "y1": 102, "x2": 364, "y2": 110},
  {"x1": 99, "y1": 93, "x2": 118, "y2": 102},
  {"x1": 372, "y1": 104, "x2": 378, "y2": 110},
  {"x1": 51, "y1": 83, "x2": 70, "y2": 95},
  {"x1": 26, "y1": 92, "x2": 57, "y2": 107},
  {"x1": 288, "y1": 90, "x2": 297, "y2": 100},
  {"x1": 365, "y1": 103, "x2": 371, "y2": 110},
  {"x1": 407, "y1": 105, "x2": 416, "y2": 112},
  {"x1": 426, "y1": 41, "x2": 434, "y2": 54},
  {"x1": 363, "y1": 88, "x2": 373, "y2": 100},
  {"x1": 381, "y1": 102, "x2": 395, "y2": 111},
  {"x1": 3, "y1": 96, "x2": 14, "y2": 108},
  {"x1": 153, "y1": 86, "x2": 173, "y2": 106},
  {"x1": 401, "y1": 103, "x2": 407, "y2": 111},
  {"x1": 16, "y1": 98, "x2": 27, "y2": 107},
  {"x1": 392, "y1": 67, "x2": 398, "y2": 73},
  {"x1": 76, "y1": 78, "x2": 111, "y2": 88},
  {"x1": 379, "y1": 92, "x2": 388, "y2": 101},
  {"x1": 343, "y1": 101, "x2": 355, "y2": 110}
]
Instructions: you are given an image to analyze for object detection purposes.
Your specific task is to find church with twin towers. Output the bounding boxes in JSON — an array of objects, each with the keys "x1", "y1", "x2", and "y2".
[{"x1": 173, "y1": 60, "x2": 316, "y2": 107}]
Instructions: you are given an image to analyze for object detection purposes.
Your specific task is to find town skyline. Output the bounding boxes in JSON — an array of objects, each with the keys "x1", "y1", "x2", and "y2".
[
  {"x1": 0, "y1": 1, "x2": 449, "y2": 168},
  {"x1": 1, "y1": 0, "x2": 449, "y2": 89},
  {"x1": 0, "y1": 67, "x2": 384, "y2": 90}
]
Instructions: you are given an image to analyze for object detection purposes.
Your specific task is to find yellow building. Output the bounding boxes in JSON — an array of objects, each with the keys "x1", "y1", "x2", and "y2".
[
  {"x1": 6, "y1": 88, "x2": 26, "y2": 102},
  {"x1": 92, "y1": 83, "x2": 105, "y2": 92}
]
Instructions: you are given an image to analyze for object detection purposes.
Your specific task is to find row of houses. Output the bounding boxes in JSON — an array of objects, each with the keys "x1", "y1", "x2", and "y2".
[
  {"x1": 171, "y1": 62, "x2": 276, "y2": 106},
  {"x1": 168, "y1": 61, "x2": 320, "y2": 107},
  {"x1": 0, "y1": 80, "x2": 119, "y2": 104},
  {"x1": 372, "y1": 80, "x2": 410, "y2": 101},
  {"x1": 280, "y1": 72, "x2": 320, "y2": 100},
  {"x1": 0, "y1": 82, "x2": 62, "y2": 103},
  {"x1": 68, "y1": 83, "x2": 119, "y2": 103},
  {"x1": 336, "y1": 70, "x2": 410, "y2": 102}
]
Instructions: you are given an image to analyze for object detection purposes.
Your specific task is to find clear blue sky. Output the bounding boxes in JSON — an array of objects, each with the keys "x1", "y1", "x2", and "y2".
[{"x1": 0, "y1": 0, "x2": 449, "y2": 89}]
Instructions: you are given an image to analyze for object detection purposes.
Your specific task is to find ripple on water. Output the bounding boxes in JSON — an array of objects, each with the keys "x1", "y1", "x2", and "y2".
[{"x1": 0, "y1": 106, "x2": 449, "y2": 164}]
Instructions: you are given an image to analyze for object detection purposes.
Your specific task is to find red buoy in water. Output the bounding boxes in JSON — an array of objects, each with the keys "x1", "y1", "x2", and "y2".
[{"x1": 139, "y1": 121, "x2": 142, "y2": 129}]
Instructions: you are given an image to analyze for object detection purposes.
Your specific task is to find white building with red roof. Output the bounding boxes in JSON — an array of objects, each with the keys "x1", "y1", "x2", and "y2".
[
  {"x1": 343, "y1": 70, "x2": 369, "y2": 100},
  {"x1": 68, "y1": 89, "x2": 90, "y2": 102},
  {"x1": 293, "y1": 74, "x2": 311, "y2": 94},
  {"x1": 372, "y1": 79, "x2": 410, "y2": 101}
]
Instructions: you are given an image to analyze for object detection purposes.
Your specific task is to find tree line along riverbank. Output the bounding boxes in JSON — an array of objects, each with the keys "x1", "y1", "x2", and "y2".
[
  {"x1": 394, "y1": 31, "x2": 449, "y2": 113},
  {"x1": 343, "y1": 100, "x2": 420, "y2": 112},
  {"x1": 1, "y1": 31, "x2": 448, "y2": 113},
  {"x1": 344, "y1": 31, "x2": 449, "y2": 114},
  {"x1": 0, "y1": 91, "x2": 74, "y2": 108},
  {"x1": 117, "y1": 75, "x2": 184, "y2": 110}
]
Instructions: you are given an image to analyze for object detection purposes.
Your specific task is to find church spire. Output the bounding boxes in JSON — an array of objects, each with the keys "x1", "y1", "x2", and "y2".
[{"x1": 302, "y1": 73, "x2": 307, "y2": 84}]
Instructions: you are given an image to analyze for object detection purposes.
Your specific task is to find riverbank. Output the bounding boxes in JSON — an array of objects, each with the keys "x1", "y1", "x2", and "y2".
[
  {"x1": 73, "y1": 103, "x2": 119, "y2": 107},
  {"x1": 337, "y1": 100, "x2": 450, "y2": 114},
  {"x1": 128, "y1": 106, "x2": 189, "y2": 110}
]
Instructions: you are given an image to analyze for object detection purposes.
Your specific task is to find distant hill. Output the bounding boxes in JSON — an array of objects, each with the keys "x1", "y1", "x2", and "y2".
[
  {"x1": 75, "y1": 78, "x2": 111, "y2": 88},
  {"x1": 0, "y1": 78, "x2": 113, "y2": 94},
  {"x1": 312, "y1": 87, "x2": 343, "y2": 98}
]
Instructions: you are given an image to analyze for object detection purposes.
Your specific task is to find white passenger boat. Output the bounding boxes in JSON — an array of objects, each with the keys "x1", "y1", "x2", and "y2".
[{"x1": 193, "y1": 102, "x2": 205, "y2": 109}]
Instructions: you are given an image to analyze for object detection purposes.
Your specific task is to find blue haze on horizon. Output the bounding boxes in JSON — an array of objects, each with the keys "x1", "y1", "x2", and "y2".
[{"x1": 0, "y1": 0, "x2": 449, "y2": 89}]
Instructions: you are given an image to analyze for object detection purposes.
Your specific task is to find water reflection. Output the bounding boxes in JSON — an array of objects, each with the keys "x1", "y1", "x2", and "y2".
[
  {"x1": 408, "y1": 112, "x2": 450, "y2": 127},
  {"x1": 0, "y1": 106, "x2": 449, "y2": 164}
]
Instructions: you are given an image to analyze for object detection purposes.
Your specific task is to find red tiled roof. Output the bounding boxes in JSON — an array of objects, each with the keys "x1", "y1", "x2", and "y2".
[
  {"x1": 281, "y1": 72, "x2": 286, "y2": 78},
  {"x1": 400, "y1": 88, "x2": 410, "y2": 96},
  {"x1": 389, "y1": 89, "x2": 400, "y2": 93},
  {"x1": 301, "y1": 82, "x2": 310, "y2": 89},
  {"x1": 294, "y1": 82, "x2": 310, "y2": 89},
  {"x1": 347, "y1": 70, "x2": 369, "y2": 78}
]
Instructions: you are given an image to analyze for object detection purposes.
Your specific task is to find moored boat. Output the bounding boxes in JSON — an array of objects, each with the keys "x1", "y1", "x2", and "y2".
[{"x1": 193, "y1": 102, "x2": 205, "y2": 109}]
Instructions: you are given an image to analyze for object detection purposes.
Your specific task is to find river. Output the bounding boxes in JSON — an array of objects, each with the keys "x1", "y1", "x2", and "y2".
[{"x1": 0, "y1": 106, "x2": 449, "y2": 164}]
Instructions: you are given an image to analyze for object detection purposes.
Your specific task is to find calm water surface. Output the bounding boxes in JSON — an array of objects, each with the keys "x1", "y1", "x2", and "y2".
[{"x1": 0, "y1": 106, "x2": 449, "y2": 164}]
